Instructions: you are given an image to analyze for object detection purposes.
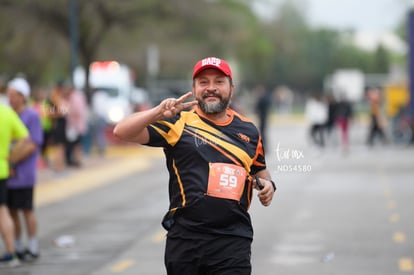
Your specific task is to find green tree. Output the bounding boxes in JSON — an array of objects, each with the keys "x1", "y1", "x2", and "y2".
[
  {"x1": 0, "y1": 0, "x2": 260, "y2": 91},
  {"x1": 0, "y1": 0, "x2": 398, "y2": 100},
  {"x1": 373, "y1": 44, "x2": 391, "y2": 73}
]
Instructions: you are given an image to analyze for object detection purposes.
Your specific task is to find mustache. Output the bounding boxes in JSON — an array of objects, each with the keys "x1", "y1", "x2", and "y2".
[{"x1": 201, "y1": 92, "x2": 222, "y2": 99}]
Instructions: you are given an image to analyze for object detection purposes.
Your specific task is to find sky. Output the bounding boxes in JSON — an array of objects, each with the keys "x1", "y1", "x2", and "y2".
[
  {"x1": 304, "y1": 0, "x2": 407, "y2": 33},
  {"x1": 253, "y1": 0, "x2": 410, "y2": 32},
  {"x1": 252, "y1": 0, "x2": 413, "y2": 53}
]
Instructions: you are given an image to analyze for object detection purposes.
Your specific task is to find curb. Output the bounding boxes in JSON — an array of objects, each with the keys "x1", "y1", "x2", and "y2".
[{"x1": 35, "y1": 145, "x2": 163, "y2": 207}]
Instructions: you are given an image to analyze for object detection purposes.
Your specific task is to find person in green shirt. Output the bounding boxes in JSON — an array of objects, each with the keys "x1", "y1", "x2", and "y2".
[
  {"x1": 0, "y1": 104, "x2": 29, "y2": 268},
  {"x1": 29, "y1": 87, "x2": 53, "y2": 166}
]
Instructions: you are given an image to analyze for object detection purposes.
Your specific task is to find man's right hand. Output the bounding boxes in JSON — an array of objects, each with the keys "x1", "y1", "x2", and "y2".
[
  {"x1": 114, "y1": 91, "x2": 197, "y2": 144},
  {"x1": 157, "y1": 92, "x2": 198, "y2": 119}
]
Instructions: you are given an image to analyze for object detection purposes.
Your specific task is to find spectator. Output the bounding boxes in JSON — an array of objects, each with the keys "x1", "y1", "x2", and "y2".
[
  {"x1": 305, "y1": 94, "x2": 328, "y2": 147},
  {"x1": 0, "y1": 93, "x2": 30, "y2": 267},
  {"x1": 335, "y1": 93, "x2": 353, "y2": 153},
  {"x1": 30, "y1": 87, "x2": 53, "y2": 167},
  {"x1": 0, "y1": 78, "x2": 8, "y2": 105},
  {"x1": 6, "y1": 77, "x2": 43, "y2": 261},
  {"x1": 324, "y1": 94, "x2": 337, "y2": 146},
  {"x1": 63, "y1": 81, "x2": 88, "y2": 167},
  {"x1": 366, "y1": 87, "x2": 388, "y2": 146},
  {"x1": 48, "y1": 80, "x2": 68, "y2": 172},
  {"x1": 254, "y1": 85, "x2": 272, "y2": 148}
]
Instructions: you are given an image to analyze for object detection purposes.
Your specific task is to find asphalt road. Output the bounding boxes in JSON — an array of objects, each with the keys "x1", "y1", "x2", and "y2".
[{"x1": 1, "y1": 118, "x2": 413, "y2": 275}]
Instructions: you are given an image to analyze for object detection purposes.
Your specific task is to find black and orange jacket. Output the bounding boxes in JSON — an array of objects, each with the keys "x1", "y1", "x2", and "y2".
[{"x1": 146, "y1": 106, "x2": 266, "y2": 239}]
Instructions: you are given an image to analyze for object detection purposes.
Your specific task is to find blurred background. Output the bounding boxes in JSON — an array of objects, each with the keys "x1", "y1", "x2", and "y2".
[
  {"x1": 1, "y1": 1, "x2": 414, "y2": 274},
  {"x1": 0, "y1": 0, "x2": 412, "y2": 124}
]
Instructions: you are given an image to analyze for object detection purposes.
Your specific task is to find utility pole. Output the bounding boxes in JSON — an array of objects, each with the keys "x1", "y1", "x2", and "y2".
[
  {"x1": 146, "y1": 44, "x2": 159, "y2": 100},
  {"x1": 408, "y1": 10, "x2": 414, "y2": 143},
  {"x1": 69, "y1": 0, "x2": 79, "y2": 82}
]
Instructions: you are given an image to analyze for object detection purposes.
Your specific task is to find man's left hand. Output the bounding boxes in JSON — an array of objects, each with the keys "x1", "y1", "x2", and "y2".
[{"x1": 256, "y1": 178, "x2": 275, "y2": 206}]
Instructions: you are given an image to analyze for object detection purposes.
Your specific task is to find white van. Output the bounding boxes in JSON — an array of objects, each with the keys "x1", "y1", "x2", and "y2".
[{"x1": 73, "y1": 61, "x2": 138, "y2": 124}]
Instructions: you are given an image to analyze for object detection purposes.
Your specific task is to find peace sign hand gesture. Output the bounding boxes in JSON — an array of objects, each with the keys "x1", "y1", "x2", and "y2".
[{"x1": 158, "y1": 91, "x2": 198, "y2": 118}]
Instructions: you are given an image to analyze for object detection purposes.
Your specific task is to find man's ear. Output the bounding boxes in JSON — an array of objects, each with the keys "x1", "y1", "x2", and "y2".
[{"x1": 230, "y1": 85, "x2": 235, "y2": 99}]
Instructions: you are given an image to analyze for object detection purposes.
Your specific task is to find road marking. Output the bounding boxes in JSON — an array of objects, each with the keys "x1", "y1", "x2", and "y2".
[
  {"x1": 271, "y1": 254, "x2": 318, "y2": 265},
  {"x1": 270, "y1": 231, "x2": 324, "y2": 265},
  {"x1": 389, "y1": 213, "x2": 400, "y2": 223},
  {"x1": 383, "y1": 188, "x2": 392, "y2": 198},
  {"x1": 386, "y1": 200, "x2": 397, "y2": 210},
  {"x1": 151, "y1": 231, "x2": 166, "y2": 243},
  {"x1": 111, "y1": 259, "x2": 135, "y2": 273},
  {"x1": 107, "y1": 146, "x2": 164, "y2": 158},
  {"x1": 393, "y1": 231, "x2": 406, "y2": 243},
  {"x1": 35, "y1": 158, "x2": 151, "y2": 207},
  {"x1": 269, "y1": 113, "x2": 305, "y2": 126},
  {"x1": 399, "y1": 258, "x2": 414, "y2": 272},
  {"x1": 275, "y1": 244, "x2": 324, "y2": 253},
  {"x1": 35, "y1": 146, "x2": 164, "y2": 207}
]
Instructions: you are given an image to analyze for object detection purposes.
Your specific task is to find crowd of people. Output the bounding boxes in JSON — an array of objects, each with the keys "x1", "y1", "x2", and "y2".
[
  {"x1": 1, "y1": 77, "x2": 43, "y2": 267},
  {"x1": 0, "y1": 76, "x2": 102, "y2": 267},
  {"x1": 252, "y1": 84, "x2": 390, "y2": 155},
  {"x1": 305, "y1": 88, "x2": 390, "y2": 152}
]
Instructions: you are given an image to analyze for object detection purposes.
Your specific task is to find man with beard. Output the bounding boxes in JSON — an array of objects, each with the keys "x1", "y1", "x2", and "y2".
[{"x1": 114, "y1": 57, "x2": 276, "y2": 275}]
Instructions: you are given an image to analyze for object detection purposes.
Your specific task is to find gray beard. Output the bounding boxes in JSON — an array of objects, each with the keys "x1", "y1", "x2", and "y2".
[{"x1": 198, "y1": 98, "x2": 229, "y2": 114}]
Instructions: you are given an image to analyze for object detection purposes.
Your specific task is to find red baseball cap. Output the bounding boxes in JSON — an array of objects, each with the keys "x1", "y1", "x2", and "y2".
[{"x1": 192, "y1": 57, "x2": 232, "y2": 79}]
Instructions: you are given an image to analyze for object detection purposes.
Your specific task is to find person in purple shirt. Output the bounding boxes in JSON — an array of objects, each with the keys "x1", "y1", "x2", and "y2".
[{"x1": 7, "y1": 77, "x2": 43, "y2": 261}]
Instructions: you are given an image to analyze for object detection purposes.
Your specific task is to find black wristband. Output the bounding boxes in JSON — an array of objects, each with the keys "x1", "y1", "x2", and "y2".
[{"x1": 270, "y1": 180, "x2": 277, "y2": 191}]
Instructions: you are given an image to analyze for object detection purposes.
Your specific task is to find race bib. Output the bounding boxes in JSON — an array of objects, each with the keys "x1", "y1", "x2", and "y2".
[{"x1": 207, "y1": 163, "x2": 247, "y2": 201}]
